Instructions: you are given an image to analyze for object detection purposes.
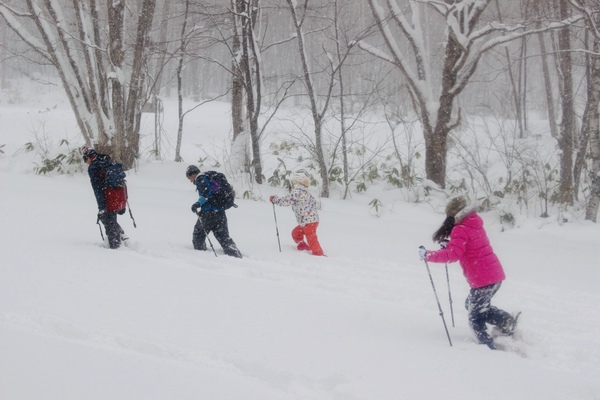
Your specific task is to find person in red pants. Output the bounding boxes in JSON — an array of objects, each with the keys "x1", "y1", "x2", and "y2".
[{"x1": 270, "y1": 176, "x2": 324, "y2": 256}]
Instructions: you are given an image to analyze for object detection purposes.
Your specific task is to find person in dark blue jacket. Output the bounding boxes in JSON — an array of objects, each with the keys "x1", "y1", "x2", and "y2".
[
  {"x1": 186, "y1": 165, "x2": 242, "y2": 258},
  {"x1": 82, "y1": 146, "x2": 126, "y2": 249}
]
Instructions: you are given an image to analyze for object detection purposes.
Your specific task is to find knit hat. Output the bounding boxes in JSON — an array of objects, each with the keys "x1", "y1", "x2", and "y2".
[
  {"x1": 445, "y1": 195, "x2": 468, "y2": 217},
  {"x1": 291, "y1": 175, "x2": 310, "y2": 187},
  {"x1": 81, "y1": 145, "x2": 97, "y2": 161},
  {"x1": 186, "y1": 165, "x2": 201, "y2": 177}
]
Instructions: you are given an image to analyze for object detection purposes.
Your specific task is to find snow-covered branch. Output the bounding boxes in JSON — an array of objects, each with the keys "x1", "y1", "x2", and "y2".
[{"x1": 355, "y1": 40, "x2": 395, "y2": 64}]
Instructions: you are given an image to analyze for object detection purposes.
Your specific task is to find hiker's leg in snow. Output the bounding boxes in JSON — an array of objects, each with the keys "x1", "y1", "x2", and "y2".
[
  {"x1": 291, "y1": 225, "x2": 304, "y2": 244},
  {"x1": 482, "y1": 283, "x2": 514, "y2": 332},
  {"x1": 466, "y1": 283, "x2": 501, "y2": 345},
  {"x1": 291, "y1": 225, "x2": 310, "y2": 250},
  {"x1": 99, "y1": 211, "x2": 122, "y2": 249},
  {"x1": 209, "y1": 211, "x2": 242, "y2": 258},
  {"x1": 192, "y1": 217, "x2": 207, "y2": 250},
  {"x1": 303, "y1": 222, "x2": 323, "y2": 256}
]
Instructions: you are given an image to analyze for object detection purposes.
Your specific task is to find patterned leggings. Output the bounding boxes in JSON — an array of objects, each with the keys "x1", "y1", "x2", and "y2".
[{"x1": 465, "y1": 282, "x2": 513, "y2": 344}]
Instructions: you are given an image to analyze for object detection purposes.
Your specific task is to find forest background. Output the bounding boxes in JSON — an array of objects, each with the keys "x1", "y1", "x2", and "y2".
[{"x1": 2, "y1": 0, "x2": 600, "y2": 224}]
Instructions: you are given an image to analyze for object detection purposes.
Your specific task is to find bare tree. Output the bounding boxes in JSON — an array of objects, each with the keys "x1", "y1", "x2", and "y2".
[
  {"x1": 534, "y1": 0, "x2": 559, "y2": 138},
  {"x1": 231, "y1": 0, "x2": 246, "y2": 145},
  {"x1": 175, "y1": 0, "x2": 192, "y2": 162},
  {"x1": 361, "y1": 0, "x2": 576, "y2": 189},
  {"x1": 232, "y1": 0, "x2": 264, "y2": 183},
  {"x1": 285, "y1": 0, "x2": 361, "y2": 197},
  {"x1": 494, "y1": 1, "x2": 528, "y2": 138},
  {"x1": 0, "y1": 0, "x2": 157, "y2": 168},
  {"x1": 570, "y1": 0, "x2": 600, "y2": 221},
  {"x1": 189, "y1": 1, "x2": 294, "y2": 183}
]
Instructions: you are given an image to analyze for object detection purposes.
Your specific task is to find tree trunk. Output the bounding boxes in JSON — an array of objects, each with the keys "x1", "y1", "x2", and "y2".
[
  {"x1": 231, "y1": 0, "x2": 245, "y2": 143},
  {"x1": 123, "y1": 0, "x2": 157, "y2": 168},
  {"x1": 574, "y1": 103, "x2": 589, "y2": 199},
  {"x1": 585, "y1": 31, "x2": 600, "y2": 221},
  {"x1": 426, "y1": 33, "x2": 463, "y2": 188},
  {"x1": 152, "y1": 0, "x2": 172, "y2": 97},
  {"x1": 286, "y1": 0, "x2": 330, "y2": 197},
  {"x1": 557, "y1": 0, "x2": 575, "y2": 205},
  {"x1": 496, "y1": 0, "x2": 524, "y2": 138},
  {"x1": 243, "y1": 0, "x2": 264, "y2": 184},
  {"x1": 535, "y1": 0, "x2": 558, "y2": 138},
  {"x1": 175, "y1": 0, "x2": 190, "y2": 162},
  {"x1": 108, "y1": 0, "x2": 126, "y2": 160}
]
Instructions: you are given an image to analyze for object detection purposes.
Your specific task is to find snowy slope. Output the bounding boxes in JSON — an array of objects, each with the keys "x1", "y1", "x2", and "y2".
[{"x1": 1, "y1": 98, "x2": 599, "y2": 400}]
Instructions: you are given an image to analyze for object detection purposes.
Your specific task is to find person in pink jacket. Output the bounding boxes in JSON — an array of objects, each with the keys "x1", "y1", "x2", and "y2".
[
  {"x1": 270, "y1": 176, "x2": 324, "y2": 256},
  {"x1": 419, "y1": 195, "x2": 519, "y2": 350}
]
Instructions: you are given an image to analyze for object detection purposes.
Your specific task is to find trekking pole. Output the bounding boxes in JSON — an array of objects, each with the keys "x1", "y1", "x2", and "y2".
[
  {"x1": 198, "y1": 215, "x2": 217, "y2": 257},
  {"x1": 422, "y1": 256, "x2": 452, "y2": 347},
  {"x1": 127, "y1": 201, "x2": 137, "y2": 228},
  {"x1": 272, "y1": 203, "x2": 281, "y2": 252},
  {"x1": 96, "y1": 215, "x2": 105, "y2": 241},
  {"x1": 125, "y1": 186, "x2": 137, "y2": 228},
  {"x1": 445, "y1": 263, "x2": 455, "y2": 327}
]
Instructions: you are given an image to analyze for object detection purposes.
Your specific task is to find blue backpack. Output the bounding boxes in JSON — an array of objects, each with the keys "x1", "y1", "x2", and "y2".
[
  {"x1": 98, "y1": 154, "x2": 126, "y2": 188},
  {"x1": 105, "y1": 161, "x2": 126, "y2": 188}
]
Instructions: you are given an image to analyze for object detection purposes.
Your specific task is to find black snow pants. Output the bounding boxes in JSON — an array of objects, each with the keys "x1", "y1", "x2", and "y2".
[
  {"x1": 193, "y1": 210, "x2": 242, "y2": 258},
  {"x1": 99, "y1": 211, "x2": 124, "y2": 249}
]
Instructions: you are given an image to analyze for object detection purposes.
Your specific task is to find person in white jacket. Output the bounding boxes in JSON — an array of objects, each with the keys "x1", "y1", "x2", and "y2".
[{"x1": 270, "y1": 176, "x2": 324, "y2": 256}]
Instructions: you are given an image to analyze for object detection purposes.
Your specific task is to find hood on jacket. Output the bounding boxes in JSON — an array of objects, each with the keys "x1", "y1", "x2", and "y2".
[{"x1": 445, "y1": 195, "x2": 479, "y2": 223}]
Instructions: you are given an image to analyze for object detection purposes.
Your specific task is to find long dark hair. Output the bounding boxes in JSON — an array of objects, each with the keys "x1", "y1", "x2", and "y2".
[{"x1": 432, "y1": 215, "x2": 455, "y2": 243}]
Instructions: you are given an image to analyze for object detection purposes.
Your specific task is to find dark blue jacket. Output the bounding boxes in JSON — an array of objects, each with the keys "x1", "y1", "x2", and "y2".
[{"x1": 87, "y1": 154, "x2": 110, "y2": 211}]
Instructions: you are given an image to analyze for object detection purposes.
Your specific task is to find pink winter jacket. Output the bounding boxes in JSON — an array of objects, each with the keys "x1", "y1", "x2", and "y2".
[{"x1": 426, "y1": 211, "x2": 505, "y2": 289}]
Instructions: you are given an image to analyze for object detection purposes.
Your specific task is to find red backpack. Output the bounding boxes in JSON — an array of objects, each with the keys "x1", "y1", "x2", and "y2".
[{"x1": 105, "y1": 186, "x2": 127, "y2": 212}]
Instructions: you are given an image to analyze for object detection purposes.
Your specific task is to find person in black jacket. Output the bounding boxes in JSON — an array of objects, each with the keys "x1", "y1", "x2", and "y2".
[
  {"x1": 186, "y1": 165, "x2": 242, "y2": 258},
  {"x1": 82, "y1": 146, "x2": 126, "y2": 249}
]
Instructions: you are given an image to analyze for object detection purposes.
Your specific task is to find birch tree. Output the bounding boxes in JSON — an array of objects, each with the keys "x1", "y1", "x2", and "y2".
[
  {"x1": 0, "y1": 0, "x2": 157, "y2": 168},
  {"x1": 361, "y1": 0, "x2": 563, "y2": 188}
]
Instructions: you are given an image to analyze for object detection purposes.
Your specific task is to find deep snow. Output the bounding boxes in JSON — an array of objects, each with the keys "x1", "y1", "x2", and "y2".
[{"x1": 0, "y1": 92, "x2": 599, "y2": 400}]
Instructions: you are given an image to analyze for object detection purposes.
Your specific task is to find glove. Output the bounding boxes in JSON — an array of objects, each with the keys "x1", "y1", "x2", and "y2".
[
  {"x1": 191, "y1": 202, "x2": 201, "y2": 213},
  {"x1": 98, "y1": 209, "x2": 107, "y2": 217},
  {"x1": 269, "y1": 195, "x2": 276, "y2": 203},
  {"x1": 439, "y1": 240, "x2": 449, "y2": 249},
  {"x1": 418, "y1": 246, "x2": 428, "y2": 261}
]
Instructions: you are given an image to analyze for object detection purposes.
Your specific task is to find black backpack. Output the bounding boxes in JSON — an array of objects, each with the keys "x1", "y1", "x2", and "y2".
[{"x1": 201, "y1": 171, "x2": 236, "y2": 210}]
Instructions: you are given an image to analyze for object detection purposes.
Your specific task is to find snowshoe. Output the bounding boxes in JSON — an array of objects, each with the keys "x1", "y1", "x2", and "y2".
[{"x1": 491, "y1": 311, "x2": 521, "y2": 338}]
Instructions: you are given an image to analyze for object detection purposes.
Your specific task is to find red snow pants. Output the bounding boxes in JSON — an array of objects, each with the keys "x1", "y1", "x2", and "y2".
[{"x1": 291, "y1": 222, "x2": 323, "y2": 256}]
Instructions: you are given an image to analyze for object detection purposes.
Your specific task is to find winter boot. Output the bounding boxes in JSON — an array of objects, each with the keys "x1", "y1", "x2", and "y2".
[{"x1": 297, "y1": 241, "x2": 310, "y2": 251}]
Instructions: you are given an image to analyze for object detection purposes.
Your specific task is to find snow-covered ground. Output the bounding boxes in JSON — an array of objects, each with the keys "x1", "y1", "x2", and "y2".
[{"x1": 1, "y1": 92, "x2": 599, "y2": 400}]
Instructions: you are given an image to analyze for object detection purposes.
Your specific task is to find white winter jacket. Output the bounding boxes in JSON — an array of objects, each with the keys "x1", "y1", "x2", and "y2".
[{"x1": 272, "y1": 184, "x2": 319, "y2": 226}]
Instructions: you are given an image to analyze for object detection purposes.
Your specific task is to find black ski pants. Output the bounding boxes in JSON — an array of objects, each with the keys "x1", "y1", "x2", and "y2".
[
  {"x1": 99, "y1": 211, "x2": 124, "y2": 249},
  {"x1": 465, "y1": 282, "x2": 513, "y2": 345},
  {"x1": 193, "y1": 210, "x2": 242, "y2": 258}
]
